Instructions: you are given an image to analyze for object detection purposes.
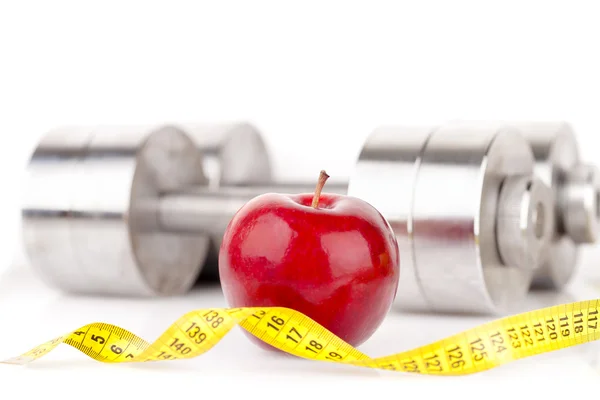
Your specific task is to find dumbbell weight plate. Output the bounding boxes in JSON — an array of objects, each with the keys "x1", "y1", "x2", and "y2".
[
  {"x1": 177, "y1": 123, "x2": 273, "y2": 189},
  {"x1": 21, "y1": 125, "x2": 210, "y2": 296},
  {"x1": 349, "y1": 122, "x2": 553, "y2": 315},
  {"x1": 347, "y1": 125, "x2": 435, "y2": 312},
  {"x1": 414, "y1": 122, "x2": 548, "y2": 314},
  {"x1": 514, "y1": 122, "x2": 584, "y2": 290}
]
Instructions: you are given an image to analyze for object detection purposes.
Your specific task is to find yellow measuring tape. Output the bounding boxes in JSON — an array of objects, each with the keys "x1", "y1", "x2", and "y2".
[{"x1": 2, "y1": 299, "x2": 600, "y2": 375}]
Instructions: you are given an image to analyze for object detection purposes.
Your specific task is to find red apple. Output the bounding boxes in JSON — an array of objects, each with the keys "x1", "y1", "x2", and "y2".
[{"x1": 218, "y1": 170, "x2": 400, "y2": 349}]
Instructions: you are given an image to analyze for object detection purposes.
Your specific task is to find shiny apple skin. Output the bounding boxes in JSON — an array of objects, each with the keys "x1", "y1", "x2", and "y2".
[{"x1": 218, "y1": 192, "x2": 400, "y2": 349}]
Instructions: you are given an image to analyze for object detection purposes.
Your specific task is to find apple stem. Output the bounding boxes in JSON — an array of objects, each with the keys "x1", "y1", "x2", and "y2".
[{"x1": 311, "y1": 170, "x2": 330, "y2": 209}]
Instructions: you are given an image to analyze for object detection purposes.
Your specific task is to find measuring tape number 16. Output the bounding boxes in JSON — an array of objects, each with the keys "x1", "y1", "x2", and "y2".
[{"x1": 2, "y1": 299, "x2": 600, "y2": 375}]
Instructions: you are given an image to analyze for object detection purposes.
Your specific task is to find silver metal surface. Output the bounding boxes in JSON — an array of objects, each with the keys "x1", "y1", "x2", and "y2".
[
  {"x1": 496, "y1": 176, "x2": 555, "y2": 275},
  {"x1": 347, "y1": 125, "x2": 436, "y2": 312},
  {"x1": 178, "y1": 123, "x2": 272, "y2": 188},
  {"x1": 514, "y1": 122, "x2": 592, "y2": 289},
  {"x1": 349, "y1": 122, "x2": 548, "y2": 315},
  {"x1": 561, "y1": 163, "x2": 600, "y2": 244},
  {"x1": 159, "y1": 182, "x2": 349, "y2": 248},
  {"x1": 161, "y1": 180, "x2": 349, "y2": 282},
  {"x1": 22, "y1": 125, "x2": 210, "y2": 296}
]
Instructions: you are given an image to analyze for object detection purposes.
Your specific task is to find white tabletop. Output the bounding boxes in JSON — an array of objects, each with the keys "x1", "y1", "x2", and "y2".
[{"x1": 2, "y1": 251, "x2": 600, "y2": 398}]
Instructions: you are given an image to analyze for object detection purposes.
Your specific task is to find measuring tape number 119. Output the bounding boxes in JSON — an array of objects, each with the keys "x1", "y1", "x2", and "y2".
[{"x1": 2, "y1": 299, "x2": 600, "y2": 375}]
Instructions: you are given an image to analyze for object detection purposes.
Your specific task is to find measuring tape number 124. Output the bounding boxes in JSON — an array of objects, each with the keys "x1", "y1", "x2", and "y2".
[{"x1": 2, "y1": 299, "x2": 600, "y2": 375}]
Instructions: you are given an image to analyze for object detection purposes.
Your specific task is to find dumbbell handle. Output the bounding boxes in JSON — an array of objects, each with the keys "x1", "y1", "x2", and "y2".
[{"x1": 158, "y1": 182, "x2": 349, "y2": 236}]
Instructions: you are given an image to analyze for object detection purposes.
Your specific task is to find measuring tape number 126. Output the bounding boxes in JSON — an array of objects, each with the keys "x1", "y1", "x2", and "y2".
[{"x1": 2, "y1": 299, "x2": 600, "y2": 375}]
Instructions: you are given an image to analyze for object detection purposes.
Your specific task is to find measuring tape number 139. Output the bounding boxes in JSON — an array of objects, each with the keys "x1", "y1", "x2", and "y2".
[{"x1": 2, "y1": 299, "x2": 600, "y2": 375}]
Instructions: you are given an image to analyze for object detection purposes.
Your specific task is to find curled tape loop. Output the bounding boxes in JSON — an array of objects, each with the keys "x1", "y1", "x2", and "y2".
[{"x1": 2, "y1": 300, "x2": 600, "y2": 375}]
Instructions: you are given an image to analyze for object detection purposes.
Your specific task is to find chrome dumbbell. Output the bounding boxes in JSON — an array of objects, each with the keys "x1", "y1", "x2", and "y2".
[
  {"x1": 348, "y1": 122, "x2": 555, "y2": 314},
  {"x1": 349, "y1": 121, "x2": 600, "y2": 313},
  {"x1": 21, "y1": 123, "x2": 274, "y2": 296}
]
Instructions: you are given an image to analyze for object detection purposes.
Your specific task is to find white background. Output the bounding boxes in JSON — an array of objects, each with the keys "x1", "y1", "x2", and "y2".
[{"x1": 2, "y1": 0, "x2": 600, "y2": 397}]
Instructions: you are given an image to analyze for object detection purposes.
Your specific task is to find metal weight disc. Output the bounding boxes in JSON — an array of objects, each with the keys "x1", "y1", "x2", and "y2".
[
  {"x1": 177, "y1": 123, "x2": 273, "y2": 189},
  {"x1": 412, "y1": 122, "x2": 540, "y2": 314},
  {"x1": 513, "y1": 122, "x2": 581, "y2": 290},
  {"x1": 22, "y1": 125, "x2": 210, "y2": 296},
  {"x1": 347, "y1": 125, "x2": 437, "y2": 312},
  {"x1": 21, "y1": 126, "x2": 96, "y2": 291},
  {"x1": 349, "y1": 122, "x2": 548, "y2": 315}
]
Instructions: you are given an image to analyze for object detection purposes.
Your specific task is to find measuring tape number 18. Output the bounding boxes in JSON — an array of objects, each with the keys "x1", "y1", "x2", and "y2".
[{"x1": 2, "y1": 299, "x2": 600, "y2": 375}]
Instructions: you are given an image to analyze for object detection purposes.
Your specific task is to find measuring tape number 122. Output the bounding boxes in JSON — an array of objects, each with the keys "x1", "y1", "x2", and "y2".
[{"x1": 2, "y1": 299, "x2": 600, "y2": 375}]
